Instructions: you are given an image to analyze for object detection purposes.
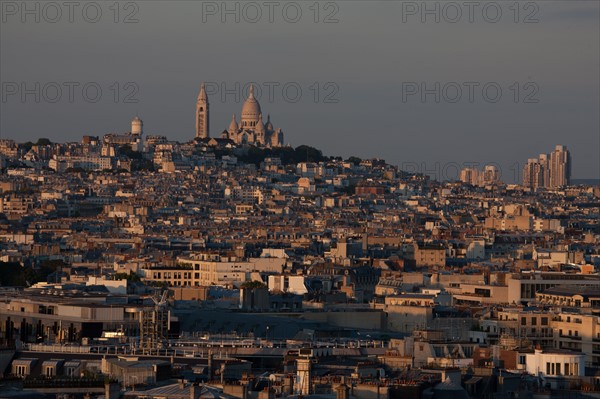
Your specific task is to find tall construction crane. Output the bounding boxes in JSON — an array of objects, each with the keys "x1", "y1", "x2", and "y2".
[{"x1": 140, "y1": 290, "x2": 170, "y2": 351}]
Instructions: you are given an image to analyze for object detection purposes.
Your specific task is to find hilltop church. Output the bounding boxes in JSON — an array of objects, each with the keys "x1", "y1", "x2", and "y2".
[{"x1": 195, "y1": 83, "x2": 285, "y2": 147}]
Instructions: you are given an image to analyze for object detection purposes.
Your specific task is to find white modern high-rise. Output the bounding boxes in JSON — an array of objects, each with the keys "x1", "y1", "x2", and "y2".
[
  {"x1": 523, "y1": 158, "x2": 544, "y2": 190},
  {"x1": 549, "y1": 145, "x2": 571, "y2": 188},
  {"x1": 459, "y1": 165, "x2": 500, "y2": 186},
  {"x1": 539, "y1": 153, "x2": 550, "y2": 187},
  {"x1": 482, "y1": 165, "x2": 500, "y2": 185},
  {"x1": 522, "y1": 145, "x2": 571, "y2": 189},
  {"x1": 459, "y1": 168, "x2": 479, "y2": 185}
]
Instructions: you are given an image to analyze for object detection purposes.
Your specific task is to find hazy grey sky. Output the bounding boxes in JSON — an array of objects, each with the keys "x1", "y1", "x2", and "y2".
[{"x1": 1, "y1": 1, "x2": 598, "y2": 181}]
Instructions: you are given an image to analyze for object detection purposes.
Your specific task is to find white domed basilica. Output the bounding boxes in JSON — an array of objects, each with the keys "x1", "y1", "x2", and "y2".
[{"x1": 195, "y1": 83, "x2": 284, "y2": 147}]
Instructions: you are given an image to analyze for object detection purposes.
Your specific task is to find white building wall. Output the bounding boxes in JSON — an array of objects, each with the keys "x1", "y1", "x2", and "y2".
[{"x1": 525, "y1": 349, "x2": 584, "y2": 384}]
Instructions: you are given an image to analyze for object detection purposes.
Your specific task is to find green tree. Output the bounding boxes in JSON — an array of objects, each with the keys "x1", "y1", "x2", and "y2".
[
  {"x1": 21, "y1": 142, "x2": 34, "y2": 151},
  {"x1": 293, "y1": 145, "x2": 324, "y2": 163},
  {"x1": 36, "y1": 138, "x2": 52, "y2": 146},
  {"x1": 131, "y1": 159, "x2": 154, "y2": 172},
  {"x1": 237, "y1": 146, "x2": 267, "y2": 165},
  {"x1": 346, "y1": 156, "x2": 362, "y2": 166},
  {"x1": 0, "y1": 261, "x2": 62, "y2": 286},
  {"x1": 119, "y1": 145, "x2": 142, "y2": 160},
  {"x1": 0, "y1": 262, "x2": 29, "y2": 286},
  {"x1": 114, "y1": 272, "x2": 141, "y2": 282},
  {"x1": 240, "y1": 281, "x2": 267, "y2": 290}
]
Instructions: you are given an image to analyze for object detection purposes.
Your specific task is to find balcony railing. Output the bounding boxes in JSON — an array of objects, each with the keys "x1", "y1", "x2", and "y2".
[{"x1": 559, "y1": 334, "x2": 582, "y2": 341}]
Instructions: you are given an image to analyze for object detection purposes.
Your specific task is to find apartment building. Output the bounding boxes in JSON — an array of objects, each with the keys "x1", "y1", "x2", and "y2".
[
  {"x1": 552, "y1": 313, "x2": 600, "y2": 369},
  {"x1": 413, "y1": 244, "x2": 446, "y2": 267},
  {"x1": 525, "y1": 348, "x2": 584, "y2": 389},
  {"x1": 141, "y1": 253, "x2": 286, "y2": 287},
  {"x1": 506, "y1": 272, "x2": 600, "y2": 305},
  {"x1": 49, "y1": 155, "x2": 113, "y2": 172},
  {"x1": 536, "y1": 286, "x2": 600, "y2": 309},
  {"x1": 0, "y1": 291, "x2": 144, "y2": 344},
  {"x1": 496, "y1": 309, "x2": 555, "y2": 349}
]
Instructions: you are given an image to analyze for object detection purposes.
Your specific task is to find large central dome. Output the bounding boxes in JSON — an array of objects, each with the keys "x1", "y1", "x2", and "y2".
[{"x1": 240, "y1": 85, "x2": 262, "y2": 127}]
